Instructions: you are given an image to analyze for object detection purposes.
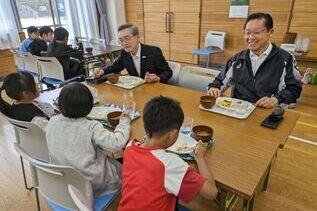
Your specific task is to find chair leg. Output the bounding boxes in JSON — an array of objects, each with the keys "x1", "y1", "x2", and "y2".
[
  {"x1": 207, "y1": 54, "x2": 210, "y2": 68},
  {"x1": 20, "y1": 156, "x2": 34, "y2": 190},
  {"x1": 35, "y1": 188, "x2": 41, "y2": 211}
]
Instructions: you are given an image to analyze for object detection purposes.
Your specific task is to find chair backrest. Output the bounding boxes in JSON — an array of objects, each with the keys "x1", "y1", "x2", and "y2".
[
  {"x1": 14, "y1": 143, "x2": 93, "y2": 210},
  {"x1": 68, "y1": 185, "x2": 92, "y2": 211},
  {"x1": 12, "y1": 49, "x2": 25, "y2": 71},
  {"x1": 90, "y1": 38, "x2": 105, "y2": 45},
  {"x1": 24, "y1": 52, "x2": 40, "y2": 75},
  {"x1": 167, "y1": 61, "x2": 181, "y2": 85},
  {"x1": 2, "y1": 114, "x2": 49, "y2": 162},
  {"x1": 110, "y1": 38, "x2": 121, "y2": 46},
  {"x1": 75, "y1": 36, "x2": 88, "y2": 42},
  {"x1": 178, "y1": 66, "x2": 220, "y2": 92},
  {"x1": 35, "y1": 56, "x2": 65, "y2": 81},
  {"x1": 205, "y1": 31, "x2": 226, "y2": 50}
]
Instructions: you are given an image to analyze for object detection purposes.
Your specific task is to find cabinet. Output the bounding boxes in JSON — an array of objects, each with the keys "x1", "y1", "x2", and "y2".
[{"x1": 127, "y1": 0, "x2": 201, "y2": 64}]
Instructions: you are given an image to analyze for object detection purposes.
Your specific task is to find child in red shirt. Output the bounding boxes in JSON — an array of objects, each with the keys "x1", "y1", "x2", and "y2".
[{"x1": 119, "y1": 96, "x2": 218, "y2": 211}]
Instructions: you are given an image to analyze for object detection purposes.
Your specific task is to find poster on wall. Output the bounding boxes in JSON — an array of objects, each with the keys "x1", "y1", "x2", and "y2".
[{"x1": 229, "y1": 0, "x2": 249, "y2": 18}]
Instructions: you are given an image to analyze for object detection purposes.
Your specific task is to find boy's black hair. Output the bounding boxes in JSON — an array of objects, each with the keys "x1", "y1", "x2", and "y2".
[
  {"x1": 244, "y1": 13, "x2": 274, "y2": 31},
  {"x1": 27, "y1": 26, "x2": 38, "y2": 34},
  {"x1": 0, "y1": 72, "x2": 37, "y2": 116},
  {"x1": 39, "y1": 26, "x2": 53, "y2": 37},
  {"x1": 58, "y1": 82, "x2": 93, "y2": 118},
  {"x1": 54, "y1": 27, "x2": 69, "y2": 41},
  {"x1": 1, "y1": 72, "x2": 37, "y2": 101},
  {"x1": 143, "y1": 96, "x2": 184, "y2": 138}
]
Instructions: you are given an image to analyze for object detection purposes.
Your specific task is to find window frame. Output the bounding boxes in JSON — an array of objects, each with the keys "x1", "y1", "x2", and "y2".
[{"x1": 11, "y1": 0, "x2": 66, "y2": 32}]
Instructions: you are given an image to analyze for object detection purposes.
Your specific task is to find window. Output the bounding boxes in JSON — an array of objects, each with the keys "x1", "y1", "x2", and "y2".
[{"x1": 12, "y1": 0, "x2": 67, "y2": 34}]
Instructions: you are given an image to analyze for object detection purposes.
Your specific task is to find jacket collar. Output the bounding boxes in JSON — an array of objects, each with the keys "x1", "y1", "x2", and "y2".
[{"x1": 236, "y1": 43, "x2": 279, "y2": 61}]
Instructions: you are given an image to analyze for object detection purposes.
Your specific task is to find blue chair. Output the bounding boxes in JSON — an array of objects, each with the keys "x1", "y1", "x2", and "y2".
[
  {"x1": 14, "y1": 143, "x2": 119, "y2": 211},
  {"x1": 34, "y1": 56, "x2": 65, "y2": 87},
  {"x1": 4, "y1": 115, "x2": 49, "y2": 211},
  {"x1": 193, "y1": 31, "x2": 226, "y2": 67},
  {"x1": 67, "y1": 185, "x2": 120, "y2": 211}
]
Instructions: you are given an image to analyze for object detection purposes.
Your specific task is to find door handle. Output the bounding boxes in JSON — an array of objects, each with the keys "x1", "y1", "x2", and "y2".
[
  {"x1": 169, "y1": 12, "x2": 174, "y2": 33},
  {"x1": 165, "y1": 12, "x2": 169, "y2": 33}
]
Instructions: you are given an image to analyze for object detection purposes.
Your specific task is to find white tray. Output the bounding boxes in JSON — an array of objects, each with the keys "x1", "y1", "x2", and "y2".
[
  {"x1": 199, "y1": 97, "x2": 255, "y2": 119},
  {"x1": 106, "y1": 75, "x2": 145, "y2": 89},
  {"x1": 87, "y1": 104, "x2": 140, "y2": 128}
]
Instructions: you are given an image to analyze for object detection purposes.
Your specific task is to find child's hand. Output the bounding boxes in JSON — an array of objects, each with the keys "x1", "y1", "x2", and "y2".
[
  {"x1": 195, "y1": 140, "x2": 207, "y2": 159},
  {"x1": 121, "y1": 112, "x2": 131, "y2": 120}
]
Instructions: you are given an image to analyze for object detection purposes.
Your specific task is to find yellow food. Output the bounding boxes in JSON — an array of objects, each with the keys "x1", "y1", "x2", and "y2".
[
  {"x1": 176, "y1": 144, "x2": 193, "y2": 152},
  {"x1": 219, "y1": 99, "x2": 232, "y2": 107}
]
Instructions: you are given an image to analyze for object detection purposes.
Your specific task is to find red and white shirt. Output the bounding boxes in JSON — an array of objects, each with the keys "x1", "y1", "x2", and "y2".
[{"x1": 119, "y1": 141, "x2": 206, "y2": 211}]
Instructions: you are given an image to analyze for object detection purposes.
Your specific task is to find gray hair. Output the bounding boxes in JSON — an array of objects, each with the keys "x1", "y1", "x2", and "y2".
[{"x1": 118, "y1": 23, "x2": 139, "y2": 36}]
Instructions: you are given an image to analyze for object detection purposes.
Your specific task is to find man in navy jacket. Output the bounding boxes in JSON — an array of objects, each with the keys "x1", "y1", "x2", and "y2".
[{"x1": 208, "y1": 13, "x2": 302, "y2": 108}]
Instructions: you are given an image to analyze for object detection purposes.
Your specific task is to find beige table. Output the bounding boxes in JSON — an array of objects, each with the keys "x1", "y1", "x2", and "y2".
[{"x1": 90, "y1": 82, "x2": 299, "y2": 211}]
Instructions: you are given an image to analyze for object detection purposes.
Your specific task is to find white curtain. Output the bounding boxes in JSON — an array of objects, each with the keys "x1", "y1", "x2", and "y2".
[
  {"x1": 0, "y1": 1, "x2": 20, "y2": 49},
  {"x1": 96, "y1": 0, "x2": 111, "y2": 44},
  {"x1": 64, "y1": 0, "x2": 100, "y2": 40}
]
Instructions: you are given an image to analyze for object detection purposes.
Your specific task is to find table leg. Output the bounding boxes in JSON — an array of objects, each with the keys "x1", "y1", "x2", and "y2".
[
  {"x1": 84, "y1": 60, "x2": 89, "y2": 77},
  {"x1": 262, "y1": 166, "x2": 271, "y2": 191},
  {"x1": 243, "y1": 195, "x2": 254, "y2": 211},
  {"x1": 218, "y1": 189, "x2": 238, "y2": 211},
  {"x1": 219, "y1": 189, "x2": 228, "y2": 211}
]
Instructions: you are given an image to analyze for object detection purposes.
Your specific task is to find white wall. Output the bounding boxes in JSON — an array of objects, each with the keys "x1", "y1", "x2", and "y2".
[{"x1": 106, "y1": 0, "x2": 126, "y2": 41}]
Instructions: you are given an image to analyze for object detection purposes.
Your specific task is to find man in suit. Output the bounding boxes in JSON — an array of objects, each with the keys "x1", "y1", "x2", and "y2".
[{"x1": 94, "y1": 24, "x2": 172, "y2": 83}]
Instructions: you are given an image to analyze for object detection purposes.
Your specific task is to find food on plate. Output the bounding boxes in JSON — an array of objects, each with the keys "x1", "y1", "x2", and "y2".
[
  {"x1": 176, "y1": 144, "x2": 194, "y2": 153},
  {"x1": 218, "y1": 99, "x2": 232, "y2": 107}
]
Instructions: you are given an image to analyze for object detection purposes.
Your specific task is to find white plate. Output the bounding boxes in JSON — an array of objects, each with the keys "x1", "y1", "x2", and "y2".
[
  {"x1": 87, "y1": 106, "x2": 122, "y2": 120},
  {"x1": 167, "y1": 134, "x2": 197, "y2": 154}
]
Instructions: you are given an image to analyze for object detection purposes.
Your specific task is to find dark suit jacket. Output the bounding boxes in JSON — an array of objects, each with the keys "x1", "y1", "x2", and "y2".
[
  {"x1": 47, "y1": 42, "x2": 83, "y2": 79},
  {"x1": 103, "y1": 43, "x2": 172, "y2": 83}
]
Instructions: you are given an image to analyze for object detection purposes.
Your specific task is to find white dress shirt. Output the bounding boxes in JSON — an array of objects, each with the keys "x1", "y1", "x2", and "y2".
[
  {"x1": 249, "y1": 42, "x2": 273, "y2": 76},
  {"x1": 131, "y1": 43, "x2": 141, "y2": 76}
]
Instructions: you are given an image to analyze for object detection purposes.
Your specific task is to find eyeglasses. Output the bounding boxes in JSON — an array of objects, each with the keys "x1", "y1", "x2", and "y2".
[
  {"x1": 244, "y1": 28, "x2": 268, "y2": 37},
  {"x1": 118, "y1": 35, "x2": 136, "y2": 43}
]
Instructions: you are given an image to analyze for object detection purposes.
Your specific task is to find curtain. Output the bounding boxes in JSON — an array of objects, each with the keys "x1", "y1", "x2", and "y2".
[
  {"x1": 64, "y1": 0, "x2": 100, "y2": 40},
  {"x1": 96, "y1": 0, "x2": 111, "y2": 44},
  {"x1": 0, "y1": 1, "x2": 20, "y2": 49}
]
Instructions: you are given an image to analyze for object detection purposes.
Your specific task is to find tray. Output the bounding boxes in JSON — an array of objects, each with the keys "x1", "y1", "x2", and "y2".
[
  {"x1": 87, "y1": 104, "x2": 140, "y2": 128},
  {"x1": 105, "y1": 75, "x2": 145, "y2": 89},
  {"x1": 167, "y1": 134, "x2": 197, "y2": 154},
  {"x1": 199, "y1": 97, "x2": 255, "y2": 119}
]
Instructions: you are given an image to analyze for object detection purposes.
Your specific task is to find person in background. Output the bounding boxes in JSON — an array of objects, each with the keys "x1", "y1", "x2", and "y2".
[
  {"x1": 46, "y1": 82, "x2": 131, "y2": 196},
  {"x1": 94, "y1": 23, "x2": 172, "y2": 84},
  {"x1": 47, "y1": 27, "x2": 85, "y2": 80},
  {"x1": 29, "y1": 26, "x2": 54, "y2": 56},
  {"x1": 0, "y1": 72, "x2": 52, "y2": 129},
  {"x1": 208, "y1": 13, "x2": 302, "y2": 108},
  {"x1": 119, "y1": 96, "x2": 218, "y2": 211},
  {"x1": 19, "y1": 26, "x2": 39, "y2": 53}
]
